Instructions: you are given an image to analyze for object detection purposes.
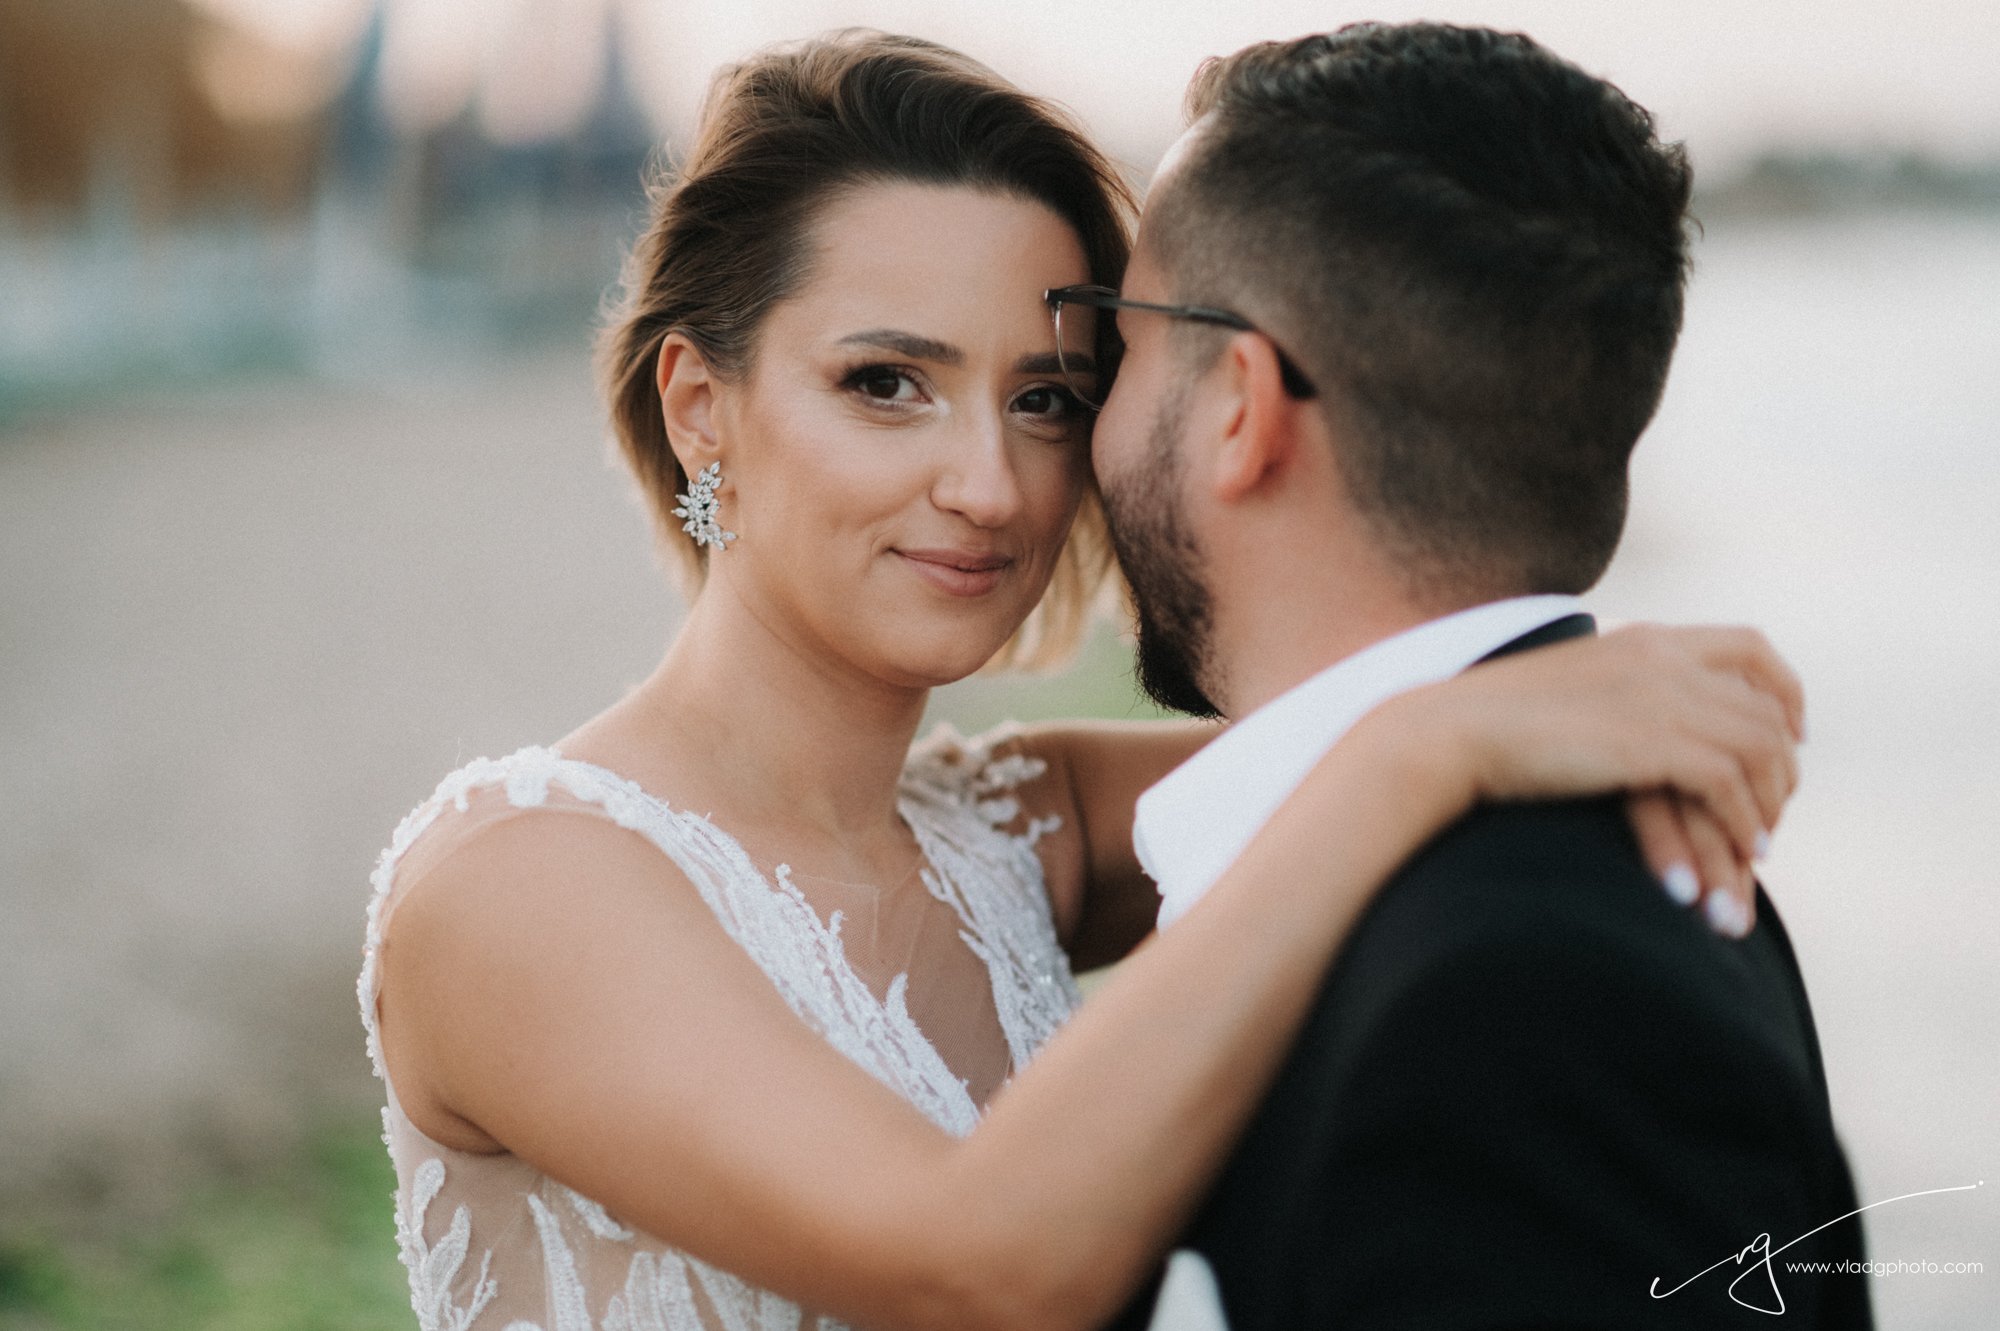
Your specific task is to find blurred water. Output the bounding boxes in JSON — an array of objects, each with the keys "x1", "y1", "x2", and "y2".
[
  {"x1": 1, "y1": 210, "x2": 1995, "y2": 1322},
  {"x1": 1593, "y1": 210, "x2": 2000, "y2": 1326}
]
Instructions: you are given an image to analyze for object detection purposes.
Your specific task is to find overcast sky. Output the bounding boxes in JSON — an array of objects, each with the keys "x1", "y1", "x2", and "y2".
[{"x1": 196, "y1": 0, "x2": 2000, "y2": 178}]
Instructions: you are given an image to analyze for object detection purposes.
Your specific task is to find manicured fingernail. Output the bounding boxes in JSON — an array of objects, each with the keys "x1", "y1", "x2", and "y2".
[
  {"x1": 1753, "y1": 830, "x2": 1773, "y2": 862},
  {"x1": 1705, "y1": 891, "x2": 1750, "y2": 938},
  {"x1": 1662, "y1": 863, "x2": 1700, "y2": 906}
]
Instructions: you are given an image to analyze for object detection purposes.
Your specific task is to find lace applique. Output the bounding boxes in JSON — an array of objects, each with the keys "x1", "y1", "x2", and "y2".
[
  {"x1": 526, "y1": 1193, "x2": 595, "y2": 1331},
  {"x1": 399, "y1": 1156, "x2": 499, "y2": 1331},
  {"x1": 361, "y1": 733, "x2": 1077, "y2": 1330},
  {"x1": 752, "y1": 858, "x2": 982, "y2": 1138},
  {"x1": 601, "y1": 1251, "x2": 706, "y2": 1331},
  {"x1": 566, "y1": 1187, "x2": 635, "y2": 1243},
  {"x1": 967, "y1": 750, "x2": 1062, "y2": 845},
  {"x1": 901, "y1": 725, "x2": 1082, "y2": 1074},
  {"x1": 526, "y1": 1181, "x2": 799, "y2": 1331}
]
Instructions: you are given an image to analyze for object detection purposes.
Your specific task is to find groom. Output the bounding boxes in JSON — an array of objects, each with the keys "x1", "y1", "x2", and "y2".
[{"x1": 1084, "y1": 23, "x2": 1872, "y2": 1330}]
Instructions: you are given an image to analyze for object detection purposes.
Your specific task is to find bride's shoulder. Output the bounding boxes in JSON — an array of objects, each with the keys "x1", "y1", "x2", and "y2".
[
  {"x1": 359, "y1": 747, "x2": 751, "y2": 1154},
  {"x1": 409, "y1": 745, "x2": 665, "y2": 827},
  {"x1": 398, "y1": 742, "x2": 683, "y2": 837},
  {"x1": 362, "y1": 746, "x2": 725, "y2": 1026},
  {"x1": 369, "y1": 745, "x2": 695, "y2": 926},
  {"x1": 903, "y1": 721, "x2": 1086, "y2": 920},
  {"x1": 902, "y1": 721, "x2": 1060, "y2": 817}
]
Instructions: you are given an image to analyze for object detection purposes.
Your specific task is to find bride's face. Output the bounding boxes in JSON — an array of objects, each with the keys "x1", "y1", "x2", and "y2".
[{"x1": 705, "y1": 182, "x2": 1097, "y2": 687}]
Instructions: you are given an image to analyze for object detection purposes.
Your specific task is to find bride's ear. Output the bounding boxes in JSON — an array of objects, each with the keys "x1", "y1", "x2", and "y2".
[{"x1": 657, "y1": 333, "x2": 722, "y2": 473}]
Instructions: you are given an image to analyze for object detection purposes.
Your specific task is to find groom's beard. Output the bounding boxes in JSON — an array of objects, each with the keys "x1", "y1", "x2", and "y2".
[{"x1": 1100, "y1": 392, "x2": 1222, "y2": 720}]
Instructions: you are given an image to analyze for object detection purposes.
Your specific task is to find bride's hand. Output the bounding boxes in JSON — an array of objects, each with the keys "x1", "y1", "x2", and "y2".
[{"x1": 1372, "y1": 624, "x2": 1804, "y2": 937}]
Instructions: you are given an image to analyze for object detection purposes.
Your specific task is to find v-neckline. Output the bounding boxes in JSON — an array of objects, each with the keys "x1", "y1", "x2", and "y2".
[{"x1": 536, "y1": 745, "x2": 1013, "y2": 1115}]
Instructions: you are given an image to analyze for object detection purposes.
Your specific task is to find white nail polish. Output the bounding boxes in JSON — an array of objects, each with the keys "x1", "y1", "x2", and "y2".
[
  {"x1": 1662, "y1": 863, "x2": 1700, "y2": 906},
  {"x1": 1754, "y1": 830, "x2": 1773, "y2": 862},
  {"x1": 1705, "y1": 891, "x2": 1748, "y2": 938}
]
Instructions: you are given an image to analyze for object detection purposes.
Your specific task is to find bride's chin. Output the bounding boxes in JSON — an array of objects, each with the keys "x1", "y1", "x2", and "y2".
[
  {"x1": 866, "y1": 621, "x2": 1022, "y2": 689},
  {"x1": 882, "y1": 644, "x2": 1007, "y2": 689}
]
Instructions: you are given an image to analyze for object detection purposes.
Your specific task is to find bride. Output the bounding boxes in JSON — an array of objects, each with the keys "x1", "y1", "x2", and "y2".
[{"x1": 359, "y1": 30, "x2": 1801, "y2": 1331}]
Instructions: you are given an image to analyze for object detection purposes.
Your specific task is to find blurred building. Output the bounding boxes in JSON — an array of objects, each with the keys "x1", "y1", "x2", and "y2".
[
  {"x1": 0, "y1": 0, "x2": 658, "y2": 416},
  {"x1": 0, "y1": 0, "x2": 332, "y2": 223},
  {"x1": 2, "y1": 0, "x2": 1991, "y2": 420}
]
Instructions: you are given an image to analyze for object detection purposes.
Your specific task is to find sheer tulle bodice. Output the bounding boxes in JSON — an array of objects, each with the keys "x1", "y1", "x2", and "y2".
[{"x1": 358, "y1": 728, "x2": 1082, "y2": 1331}]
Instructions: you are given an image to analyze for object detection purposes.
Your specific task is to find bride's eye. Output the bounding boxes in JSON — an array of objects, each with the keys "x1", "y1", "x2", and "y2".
[
  {"x1": 1011, "y1": 384, "x2": 1088, "y2": 435},
  {"x1": 841, "y1": 365, "x2": 923, "y2": 404}
]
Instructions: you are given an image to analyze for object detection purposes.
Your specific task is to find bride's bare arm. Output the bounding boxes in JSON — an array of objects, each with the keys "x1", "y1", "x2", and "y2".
[
  {"x1": 1027, "y1": 624, "x2": 1802, "y2": 960},
  {"x1": 379, "y1": 624, "x2": 1799, "y2": 1331},
  {"x1": 1005, "y1": 718, "x2": 1216, "y2": 968}
]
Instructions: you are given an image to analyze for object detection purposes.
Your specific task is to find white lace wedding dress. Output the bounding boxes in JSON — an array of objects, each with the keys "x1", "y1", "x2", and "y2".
[{"x1": 358, "y1": 726, "x2": 1083, "y2": 1331}]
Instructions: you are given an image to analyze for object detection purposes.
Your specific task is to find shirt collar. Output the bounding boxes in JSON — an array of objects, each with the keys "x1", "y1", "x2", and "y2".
[{"x1": 1135, "y1": 594, "x2": 1587, "y2": 929}]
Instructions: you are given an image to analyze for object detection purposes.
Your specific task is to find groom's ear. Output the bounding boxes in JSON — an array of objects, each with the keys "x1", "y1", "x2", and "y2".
[
  {"x1": 1208, "y1": 330, "x2": 1301, "y2": 504},
  {"x1": 657, "y1": 333, "x2": 722, "y2": 471}
]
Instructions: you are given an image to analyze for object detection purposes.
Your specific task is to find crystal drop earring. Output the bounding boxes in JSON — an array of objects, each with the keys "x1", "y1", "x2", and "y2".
[{"x1": 671, "y1": 462, "x2": 737, "y2": 551}]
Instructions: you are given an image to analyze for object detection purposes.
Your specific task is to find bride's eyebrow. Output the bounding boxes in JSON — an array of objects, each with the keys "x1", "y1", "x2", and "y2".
[
  {"x1": 1016, "y1": 351, "x2": 1087, "y2": 375},
  {"x1": 836, "y1": 331, "x2": 1091, "y2": 378},
  {"x1": 838, "y1": 329, "x2": 962, "y2": 364}
]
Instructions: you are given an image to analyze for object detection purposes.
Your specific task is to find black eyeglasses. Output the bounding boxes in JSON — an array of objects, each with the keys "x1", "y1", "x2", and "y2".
[{"x1": 1044, "y1": 284, "x2": 1318, "y2": 410}]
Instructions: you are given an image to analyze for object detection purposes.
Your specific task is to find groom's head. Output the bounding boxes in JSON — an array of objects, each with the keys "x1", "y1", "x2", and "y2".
[{"x1": 1094, "y1": 23, "x2": 1693, "y2": 717}]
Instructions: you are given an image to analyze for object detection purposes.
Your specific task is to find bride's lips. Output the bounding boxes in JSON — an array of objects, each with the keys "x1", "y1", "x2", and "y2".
[{"x1": 894, "y1": 547, "x2": 1014, "y2": 597}]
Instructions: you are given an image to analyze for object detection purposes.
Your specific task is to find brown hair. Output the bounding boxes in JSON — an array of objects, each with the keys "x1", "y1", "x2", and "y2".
[
  {"x1": 1153, "y1": 23, "x2": 1693, "y2": 600},
  {"x1": 596, "y1": 29, "x2": 1134, "y2": 669}
]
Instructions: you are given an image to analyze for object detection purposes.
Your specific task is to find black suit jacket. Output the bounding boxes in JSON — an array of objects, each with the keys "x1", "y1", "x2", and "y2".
[{"x1": 1112, "y1": 613, "x2": 1870, "y2": 1329}]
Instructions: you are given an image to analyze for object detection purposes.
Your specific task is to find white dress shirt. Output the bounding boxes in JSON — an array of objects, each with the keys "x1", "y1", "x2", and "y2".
[
  {"x1": 1138, "y1": 594, "x2": 1586, "y2": 1331},
  {"x1": 1136, "y1": 594, "x2": 1587, "y2": 931}
]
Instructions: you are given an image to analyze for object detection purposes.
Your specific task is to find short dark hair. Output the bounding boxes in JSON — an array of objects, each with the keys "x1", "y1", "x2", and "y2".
[
  {"x1": 1149, "y1": 22, "x2": 1693, "y2": 597},
  {"x1": 597, "y1": 29, "x2": 1133, "y2": 666}
]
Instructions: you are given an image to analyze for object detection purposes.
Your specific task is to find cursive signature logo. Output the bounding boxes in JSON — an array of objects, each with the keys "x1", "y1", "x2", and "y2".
[{"x1": 1649, "y1": 1180, "x2": 1984, "y2": 1314}]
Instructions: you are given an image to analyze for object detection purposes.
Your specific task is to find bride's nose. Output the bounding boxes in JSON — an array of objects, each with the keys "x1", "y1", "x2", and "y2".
[{"x1": 930, "y1": 414, "x2": 1025, "y2": 529}]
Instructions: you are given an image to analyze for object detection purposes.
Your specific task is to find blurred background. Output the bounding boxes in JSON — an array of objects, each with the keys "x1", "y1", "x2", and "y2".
[{"x1": 1, "y1": 0, "x2": 1995, "y2": 1325}]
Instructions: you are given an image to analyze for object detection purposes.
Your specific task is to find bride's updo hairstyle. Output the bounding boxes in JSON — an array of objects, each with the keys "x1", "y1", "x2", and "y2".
[{"x1": 599, "y1": 29, "x2": 1133, "y2": 670}]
